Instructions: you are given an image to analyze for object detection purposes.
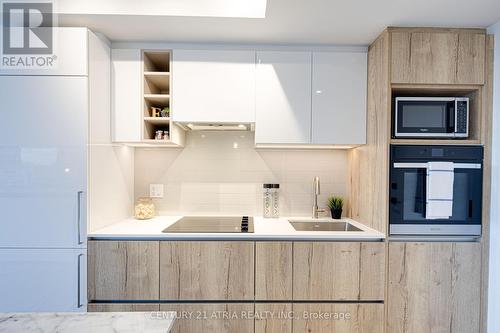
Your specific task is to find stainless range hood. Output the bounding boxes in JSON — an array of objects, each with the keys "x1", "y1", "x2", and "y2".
[{"x1": 184, "y1": 123, "x2": 253, "y2": 131}]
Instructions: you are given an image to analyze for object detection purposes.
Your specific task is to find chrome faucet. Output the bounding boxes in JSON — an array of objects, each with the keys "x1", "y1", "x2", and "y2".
[{"x1": 312, "y1": 176, "x2": 326, "y2": 219}]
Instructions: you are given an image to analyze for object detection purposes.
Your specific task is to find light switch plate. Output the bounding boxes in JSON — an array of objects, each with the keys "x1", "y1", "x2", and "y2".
[{"x1": 150, "y1": 184, "x2": 164, "y2": 198}]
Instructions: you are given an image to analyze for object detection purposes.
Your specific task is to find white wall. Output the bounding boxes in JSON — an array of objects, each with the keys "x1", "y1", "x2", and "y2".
[
  {"x1": 487, "y1": 21, "x2": 500, "y2": 333},
  {"x1": 134, "y1": 131, "x2": 349, "y2": 217}
]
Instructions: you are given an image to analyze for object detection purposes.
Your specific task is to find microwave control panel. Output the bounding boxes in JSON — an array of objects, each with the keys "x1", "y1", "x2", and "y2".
[{"x1": 456, "y1": 100, "x2": 468, "y2": 136}]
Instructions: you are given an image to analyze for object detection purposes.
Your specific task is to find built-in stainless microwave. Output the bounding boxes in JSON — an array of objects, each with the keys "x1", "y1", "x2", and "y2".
[{"x1": 394, "y1": 97, "x2": 469, "y2": 138}]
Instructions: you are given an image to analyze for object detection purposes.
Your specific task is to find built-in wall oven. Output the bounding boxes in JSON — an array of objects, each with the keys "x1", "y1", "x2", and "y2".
[{"x1": 389, "y1": 145, "x2": 483, "y2": 238}]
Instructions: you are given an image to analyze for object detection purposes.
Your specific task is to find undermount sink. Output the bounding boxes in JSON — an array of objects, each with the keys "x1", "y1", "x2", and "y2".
[{"x1": 289, "y1": 220, "x2": 363, "y2": 232}]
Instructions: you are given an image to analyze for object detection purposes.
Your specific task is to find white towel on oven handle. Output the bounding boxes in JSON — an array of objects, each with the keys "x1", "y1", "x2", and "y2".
[{"x1": 426, "y1": 162, "x2": 454, "y2": 219}]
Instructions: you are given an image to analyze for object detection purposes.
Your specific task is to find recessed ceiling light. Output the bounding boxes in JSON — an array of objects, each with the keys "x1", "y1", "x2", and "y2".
[{"x1": 58, "y1": 0, "x2": 267, "y2": 18}]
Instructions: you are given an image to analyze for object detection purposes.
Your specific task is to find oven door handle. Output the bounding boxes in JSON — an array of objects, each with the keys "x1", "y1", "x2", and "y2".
[{"x1": 393, "y1": 163, "x2": 481, "y2": 169}]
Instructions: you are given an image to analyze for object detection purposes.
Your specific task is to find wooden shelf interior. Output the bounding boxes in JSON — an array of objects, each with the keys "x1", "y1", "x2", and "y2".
[
  {"x1": 144, "y1": 121, "x2": 170, "y2": 142},
  {"x1": 143, "y1": 96, "x2": 170, "y2": 118},
  {"x1": 144, "y1": 94, "x2": 170, "y2": 104},
  {"x1": 390, "y1": 84, "x2": 481, "y2": 143},
  {"x1": 144, "y1": 73, "x2": 170, "y2": 94},
  {"x1": 144, "y1": 117, "x2": 170, "y2": 125},
  {"x1": 143, "y1": 50, "x2": 172, "y2": 141},
  {"x1": 143, "y1": 51, "x2": 170, "y2": 72}
]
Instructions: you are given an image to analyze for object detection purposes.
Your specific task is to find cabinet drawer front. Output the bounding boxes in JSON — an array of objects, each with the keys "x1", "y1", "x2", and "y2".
[
  {"x1": 255, "y1": 242, "x2": 292, "y2": 300},
  {"x1": 293, "y1": 242, "x2": 385, "y2": 301},
  {"x1": 293, "y1": 303, "x2": 384, "y2": 333},
  {"x1": 160, "y1": 303, "x2": 254, "y2": 333},
  {"x1": 88, "y1": 241, "x2": 159, "y2": 301},
  {"x1": 160, "y1": 241, "x2": 254, "y2": 300},
  {"x1": 388, "y1": 242, "x2": 481, "y2": 333},
  {"x1": 88, "y1": 303, "x2": 160, "y2": 312},
  {"x1": 255, "y1": 303, "x2": 292, "y2": 333}
]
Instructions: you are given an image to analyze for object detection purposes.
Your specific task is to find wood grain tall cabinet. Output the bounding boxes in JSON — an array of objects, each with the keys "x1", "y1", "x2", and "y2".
[{"x1": 348, "y1": 27, "x2": 494, "y2": 333}]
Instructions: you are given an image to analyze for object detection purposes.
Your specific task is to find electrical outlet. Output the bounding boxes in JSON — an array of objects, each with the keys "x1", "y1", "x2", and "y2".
[{"x1": 150, "y1": 184, "x2": 164, "y2": 198}]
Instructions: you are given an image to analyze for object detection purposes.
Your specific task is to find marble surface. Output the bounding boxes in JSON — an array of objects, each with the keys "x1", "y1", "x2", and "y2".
[
  {"x1": 88, "y1": 216, "x2": 385, "y2": 241},
  {"x1": 0, "y1": 312, "x2": 175, "y2": 333}
]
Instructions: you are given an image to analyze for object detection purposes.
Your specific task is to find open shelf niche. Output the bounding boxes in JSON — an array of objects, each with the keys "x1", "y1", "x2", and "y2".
[
  {"x1": 390, "y1": 84, "x2": 482, "y2": 145},
  {"x1": 142, "y1": 50, "x2": 185, "y2": 146}
]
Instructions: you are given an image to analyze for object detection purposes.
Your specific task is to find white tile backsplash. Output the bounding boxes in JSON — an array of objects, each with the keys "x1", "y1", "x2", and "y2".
[{"x1": 134, "y1": 131, "x2": 349, "y2": 216}]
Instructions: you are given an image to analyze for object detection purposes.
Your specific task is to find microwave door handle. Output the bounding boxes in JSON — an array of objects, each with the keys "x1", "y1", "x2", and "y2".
[{"x1": 448, "y1": 102, "x2": 456, "y2": 132}]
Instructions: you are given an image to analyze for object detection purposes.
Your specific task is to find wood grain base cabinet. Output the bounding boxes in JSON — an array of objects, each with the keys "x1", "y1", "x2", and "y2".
[
  {"x1": 255, "y1": 242, "x2": 292, "y2": 300},
  {"x1": 88, "y1": 241, "x2": 159, "y2": 301},
  {"x1": 159, "y1": 241, "x2": 254, "y2": 300},
  {"x1": 292, "y1": 303, "x2": 384, "y2": 333},
  {"x1": 160, "y1": 303, "x2": 254, "y2": 333},
  {"x1": 388, "y1": 242, "x2": 482, "y2": 333},
  {"x1": 293, "y1": 242, "x2": 385, "y2": 301},
  {"x1": 87, "y1": 303, "x2": 160, "y2": 312},
  {"x1": 89, "y1": 241, "x2": 385, "y2": 305},
  {"x1": 255, "y1": 303, "x2": 293, "y2": 333}
]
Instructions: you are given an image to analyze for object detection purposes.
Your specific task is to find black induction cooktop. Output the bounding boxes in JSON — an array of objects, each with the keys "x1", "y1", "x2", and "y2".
[{"x1": 162, "y1": 216, "x2": 254, "y2": 233}]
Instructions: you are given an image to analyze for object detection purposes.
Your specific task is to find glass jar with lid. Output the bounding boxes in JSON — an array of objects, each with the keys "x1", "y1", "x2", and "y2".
[
  {"x1": 263, "y1": 184, "x2": 280, "y2": 218},
  {"x1": 134, "y1": 197, "x2": 155, "y2": 220},
  {"x1": 263, "y1": 184, "x2": 273, "y2": 218},
  {"x1": 271, "y1": 184, "x2": 280, "y2": 218}
]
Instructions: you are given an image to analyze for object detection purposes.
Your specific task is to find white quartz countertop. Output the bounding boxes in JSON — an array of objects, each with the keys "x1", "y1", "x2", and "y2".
[
  {"x1": 88, "y1": 216, "x2": 385, "y2": 241},
  {"x1": 0, "y1": 312, "x2": 175, "y2": 333}
]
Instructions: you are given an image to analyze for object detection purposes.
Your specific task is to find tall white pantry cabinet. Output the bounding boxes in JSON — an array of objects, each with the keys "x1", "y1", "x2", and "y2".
[{"x1": 0, "y1": 28, "x2": 109, "y2": 312}]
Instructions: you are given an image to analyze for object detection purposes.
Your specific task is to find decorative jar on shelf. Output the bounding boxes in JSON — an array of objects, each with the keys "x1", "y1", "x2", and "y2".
[{"x1": 134, "y1": 197, "x2": 155, "y2": 220}]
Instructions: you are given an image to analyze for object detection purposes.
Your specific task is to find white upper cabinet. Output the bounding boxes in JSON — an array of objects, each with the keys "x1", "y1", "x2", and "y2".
[
  {"x1": 172, "y1": 49, "x2": 256, "y2": 123},
  {"x1": 0, "y1": 28, "x2": 88, "y2": 76},
  {"x1": 311, "y1": 51, "x2": 367, "y2": 144},
  {"x1": 111, "y1": 49, "x2": 142, "y2": 142},
  {"x1": 255, "y1": 51, "x2": 312, "y2": 144}
]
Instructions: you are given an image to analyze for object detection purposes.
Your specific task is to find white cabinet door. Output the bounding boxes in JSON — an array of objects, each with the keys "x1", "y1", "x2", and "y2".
[
  {"x1": 111, "y1": 49, "x2": 141, "y2": 142},
  {"x1": 172, "y1": 49, "x2": 256, "y2": 123},
  {"x1": 0, "y1": 28, "x2": 88, "y2": 76},
  {"x1": 0, "y1": 76, "x2": 87, "y2": 248},
  {"x1": 312, "y1": 51, "x2": 367, "y2": 144},
  {"x1": 255, "y1": 51, "x2": 312, "y2": 144},
  {"x1": 0, "y1": 249, "x2": 86, "y2": 312},
  {"x1": 88, "y1": 31, "x2": 111, "y2": 144}
]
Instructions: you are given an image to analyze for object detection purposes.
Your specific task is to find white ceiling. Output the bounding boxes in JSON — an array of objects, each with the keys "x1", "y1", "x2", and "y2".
[{"x1": 58, "y1": 0, "x2": 500, "y2": 45}]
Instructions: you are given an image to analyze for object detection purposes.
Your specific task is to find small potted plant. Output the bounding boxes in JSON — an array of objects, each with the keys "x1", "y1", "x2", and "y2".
[
  {"x1": 327, "y1": 196, "x2": 344, "y2": 219},
  {"x1": 161, "y1": 107, "x2": 170, "y2": 118}
]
